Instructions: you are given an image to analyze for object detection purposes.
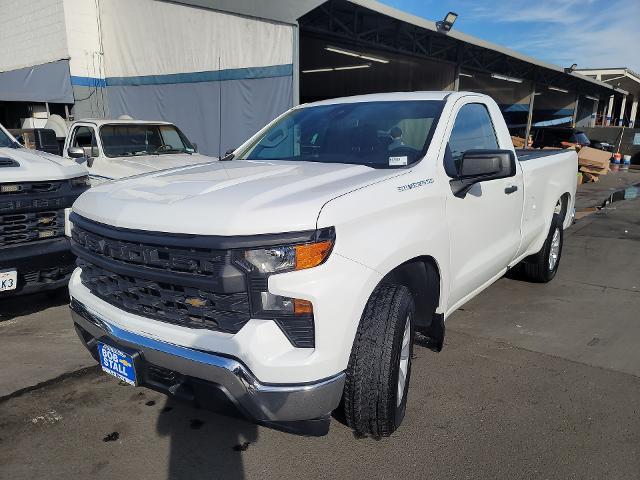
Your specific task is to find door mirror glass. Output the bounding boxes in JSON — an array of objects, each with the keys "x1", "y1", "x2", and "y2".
[{"x1": 67, "y1": 146, "x2": 85, "y2": 159}]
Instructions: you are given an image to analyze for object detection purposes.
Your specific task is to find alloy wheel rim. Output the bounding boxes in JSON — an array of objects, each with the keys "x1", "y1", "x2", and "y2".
[
  {"x1": 548, "y1": 228, "x2": 561, "y2": 271},
  {"x1": 397, "y1": 314, "x2": 411, "y2": 407}
]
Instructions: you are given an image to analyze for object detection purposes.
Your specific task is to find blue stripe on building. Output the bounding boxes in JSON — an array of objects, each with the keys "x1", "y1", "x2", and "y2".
[{"x1": 70, "y1": 64, "x2": 292, "y2": 88}]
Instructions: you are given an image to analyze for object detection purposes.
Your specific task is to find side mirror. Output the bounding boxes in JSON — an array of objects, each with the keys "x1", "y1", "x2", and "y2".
[
  {"x1": 450, "y1": 149, "x2": 516, "y2": 198},
  {"x1": 67, "y1": 147, "x2": 85, "y2": 159}
]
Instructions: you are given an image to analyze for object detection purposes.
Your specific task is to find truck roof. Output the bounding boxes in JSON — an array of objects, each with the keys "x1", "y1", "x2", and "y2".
[
  {"x1": 71, "y1": 119, "x2": 174, "y2": 127},
  {"x1": 301, "y1": 91, "x2": 485, "y2": 108}
]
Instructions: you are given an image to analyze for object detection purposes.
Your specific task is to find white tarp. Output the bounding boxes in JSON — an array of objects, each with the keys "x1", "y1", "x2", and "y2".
[{"x1": 97, "y1": 0, "x2": 294, "y2": 79}]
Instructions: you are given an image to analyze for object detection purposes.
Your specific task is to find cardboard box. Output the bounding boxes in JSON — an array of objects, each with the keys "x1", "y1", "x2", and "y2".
[
  {"x1": 582, "y1": 172, "x2": 600, "y2": 183},
  {"x1": 511, "y1": 136, "x2": 526, "y2": 148},
  {"x1": 579, "y1": 165, "x2": 608, "y2": 175},
  {"x1": 578, "y1": 147, "x2": 611, "y2": 169}
]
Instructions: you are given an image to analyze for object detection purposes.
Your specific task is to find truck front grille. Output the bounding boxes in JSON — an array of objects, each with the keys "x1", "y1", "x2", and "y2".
[
  {"x1": 71, "y1": 215, "x2": 252, "y2": 334},
  {"x1": 0, "y1": 180, "x2": 63, "y2": 195},
  {"x1": 0, "y1": 210, "x2": 65, "y2": 247},
  {"x1": 78, "y1": 261, "x2": 251, "y2": 331}
]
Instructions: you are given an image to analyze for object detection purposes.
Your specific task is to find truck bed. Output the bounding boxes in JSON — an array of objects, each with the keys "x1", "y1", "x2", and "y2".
[{"x1": 515, "y1": 149, "x2": 567, "y2": 161}]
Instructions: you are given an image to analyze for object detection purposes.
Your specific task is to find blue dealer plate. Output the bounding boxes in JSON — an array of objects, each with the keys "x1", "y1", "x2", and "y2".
[{"x1": 97, "y1": 342, "x2": 137, "y2": 386}]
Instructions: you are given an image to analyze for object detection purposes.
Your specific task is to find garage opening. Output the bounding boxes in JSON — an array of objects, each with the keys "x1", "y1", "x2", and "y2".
[{"x1": 299, "y1": 34, "x2": 455, "y2": 104}]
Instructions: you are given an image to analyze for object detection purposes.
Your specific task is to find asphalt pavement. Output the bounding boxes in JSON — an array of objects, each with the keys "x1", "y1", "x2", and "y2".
[{"x1": 1, "y1": 179, "x2": 639, "y2": 479}]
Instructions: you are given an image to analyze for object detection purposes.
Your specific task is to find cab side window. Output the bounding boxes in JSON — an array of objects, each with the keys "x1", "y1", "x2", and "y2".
[
  {"x1": 444, "y1": 103, "x2": 499, "y2": 177},
  {"x1": 72, "y1": 126, "x2": 99, "y2": 157}
]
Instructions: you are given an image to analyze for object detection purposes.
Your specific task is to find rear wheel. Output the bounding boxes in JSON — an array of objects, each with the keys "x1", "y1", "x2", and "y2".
[
  {"x1": 343, "y1": 283, "x2": 415, "y2": 437},
  {"x1": 521, "y1": 212, "x2": 563, "y2": 282}
]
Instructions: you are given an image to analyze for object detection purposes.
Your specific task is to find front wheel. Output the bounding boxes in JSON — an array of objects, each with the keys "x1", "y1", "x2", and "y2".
[
  {"x1": 343, "y1": 283, "x2": 415, "y2": 437},
  {"x1": 521, "y1": 213, "x2": 564, "y2": 282}
]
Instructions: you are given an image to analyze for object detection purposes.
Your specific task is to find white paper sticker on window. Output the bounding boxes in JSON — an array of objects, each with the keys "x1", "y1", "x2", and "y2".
[{"x1": 389, "y1": 156, "x2": 408, "y2": 166}]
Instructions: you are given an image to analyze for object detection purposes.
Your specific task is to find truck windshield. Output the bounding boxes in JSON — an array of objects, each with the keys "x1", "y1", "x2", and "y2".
[
  {"x1": 99, "y1": 124, "x2": 195, "y2": 157},
  {"x1": 0, "y1": 128, "x2": 19, "y2": 148},
  {"x1": 236, "y1": 100, "x2": 444, "y2": 168}
]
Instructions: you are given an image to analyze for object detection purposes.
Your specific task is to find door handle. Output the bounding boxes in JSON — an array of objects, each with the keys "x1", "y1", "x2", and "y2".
[{"x1": 504, "y1": 185, "x2": 518, "y2": 194}]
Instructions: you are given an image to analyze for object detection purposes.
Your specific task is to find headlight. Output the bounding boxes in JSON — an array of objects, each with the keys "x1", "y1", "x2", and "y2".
[
  {"x1": 240, "y1": 228, "x2": 335, "y2": 348},
  {"x1": 71, "y1": 175, "x2": 91, "y2": 188},
  {"x1": 244, "y1": 239, "x2": 334, "y2": 273}
]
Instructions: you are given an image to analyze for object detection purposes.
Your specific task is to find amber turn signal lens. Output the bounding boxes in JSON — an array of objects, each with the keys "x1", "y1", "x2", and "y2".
[
  {"x1": 294, "y1": 298, "x2": 313, "y2": 315},
  {"x1": 294, "y1": 240, "x2": 333, "y2": 270}
]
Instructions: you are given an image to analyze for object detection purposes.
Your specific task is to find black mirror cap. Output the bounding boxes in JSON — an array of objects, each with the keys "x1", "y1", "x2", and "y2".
[
  {"x1": 451, "y1": 149, "x2": 516, "y2": 198},
  {"x1": 460, "y1": 149, "x2": 516, "y2": 178}
]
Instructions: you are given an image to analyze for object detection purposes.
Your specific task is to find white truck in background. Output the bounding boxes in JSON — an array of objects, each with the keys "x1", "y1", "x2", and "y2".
[
  {"x1": 0, "y1": 123, "x2": 89, "y2": 298},
  {"x1": 62, "y1": 119, "x2": 216, "y2": 184},
  {"x1": 68, "y1": 92, "x2": 577, "y2": 437}
]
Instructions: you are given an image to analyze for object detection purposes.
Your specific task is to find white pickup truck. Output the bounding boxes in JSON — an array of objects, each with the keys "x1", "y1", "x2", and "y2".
[
  {"x1": 62, "y1": 119, "x2": 215, "y2": 184},
  {"x1": 0, "y1": 123, "x2": 89, "y2": 298},
  {"x1": 68, "y1": 92, "x2": 577, "y2": 437}
]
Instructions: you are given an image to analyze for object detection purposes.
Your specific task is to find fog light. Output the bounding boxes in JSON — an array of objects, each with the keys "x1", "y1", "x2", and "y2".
[{"x1": 260, "y1": 291, "x2": 294, "y2": 312}]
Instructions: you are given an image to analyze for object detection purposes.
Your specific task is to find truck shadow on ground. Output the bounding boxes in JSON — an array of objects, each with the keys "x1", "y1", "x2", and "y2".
[
  {"x1": 156, "y1": 397, "x2": 259, "y2": 480},
  {"x1": 0, "y1": 291, "x2": 68, "y2": 321}
]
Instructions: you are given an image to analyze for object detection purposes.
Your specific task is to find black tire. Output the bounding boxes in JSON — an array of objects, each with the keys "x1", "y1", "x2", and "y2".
[
  {"x1": 521, "y1": 214, "x2": 563, "y2": 282},
  {"x1": 343, "y1": 283, "x2": 415, "y2": 437}
]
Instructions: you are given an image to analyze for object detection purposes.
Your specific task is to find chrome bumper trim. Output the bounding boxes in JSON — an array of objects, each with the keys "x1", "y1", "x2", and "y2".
[{"x1": 70, "y1": 299, "x2": 345, "y2": 422}]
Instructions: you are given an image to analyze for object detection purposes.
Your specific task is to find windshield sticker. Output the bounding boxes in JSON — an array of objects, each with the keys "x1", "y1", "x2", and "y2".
[
  {"x1": 397, "y1": 178, "x2": 434, "y2": 192},
  {"x1": 389, "y1": 156, "x2": 408, "y2": 166}
]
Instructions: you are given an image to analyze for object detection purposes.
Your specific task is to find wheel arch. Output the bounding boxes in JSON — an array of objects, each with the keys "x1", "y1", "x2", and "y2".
[{"x1": 379, "y1": 255, "x2": 442, "y2": 332}]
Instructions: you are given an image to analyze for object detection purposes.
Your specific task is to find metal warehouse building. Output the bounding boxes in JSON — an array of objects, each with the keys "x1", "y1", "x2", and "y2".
[{"x1": 0, "y1": 0, "x2": 628, "y2": 156}]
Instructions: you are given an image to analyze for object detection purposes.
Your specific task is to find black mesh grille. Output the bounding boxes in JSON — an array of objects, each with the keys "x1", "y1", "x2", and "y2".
[
  {"x1": 72, "y1": 224, "x2": 228, "y2": 277},
  {"x1": 78, "y1": 261, "x2": 250, "y2": 332},
  {"x1": 0, "y1": 180, "x2": 63, "y2": 195},
  {"x1": 71, "y1": 214, "x2": 316, "y2": 347},
  {"x1": 0, "y1": 196, "x2": 66, "y2": 213},
  {"x1": 0, "y1": 210, "x2": 65, "y2": 247}
]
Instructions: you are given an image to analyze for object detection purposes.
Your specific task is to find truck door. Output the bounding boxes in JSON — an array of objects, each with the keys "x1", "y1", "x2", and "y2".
[{"x1": 443, "y1": 101, "x2": 524, "y2": 310}]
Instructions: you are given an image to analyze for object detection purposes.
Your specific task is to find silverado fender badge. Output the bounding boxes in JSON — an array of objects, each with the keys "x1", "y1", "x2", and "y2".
[{"x1": 397, "y1": 178, "x2": 434, "y2": 192}]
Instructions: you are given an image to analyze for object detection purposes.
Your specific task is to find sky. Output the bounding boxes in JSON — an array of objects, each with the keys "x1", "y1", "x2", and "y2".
[{"x1": 380, "y1": 0, "x2": 640, "y2": 73}]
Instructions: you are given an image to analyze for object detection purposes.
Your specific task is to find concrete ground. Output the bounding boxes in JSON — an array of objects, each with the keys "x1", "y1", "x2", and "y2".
[
  {"x1": 574, "y1": 169, "x2": 640, "y2": 211},
  {"x1": 1, "y1": 179, "x2": 639, "y2": 479},
  {"x1": 0, "y1": 294, "x2": 94, "y2": 397}
]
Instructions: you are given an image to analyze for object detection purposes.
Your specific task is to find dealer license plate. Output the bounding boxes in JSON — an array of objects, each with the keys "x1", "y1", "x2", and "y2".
[
  {"x1": 97, "y1": 343, "x2": 137, "y2": 386},
  {"x1": 0, "y1": 270, "x2": 17, "y2": 292}
]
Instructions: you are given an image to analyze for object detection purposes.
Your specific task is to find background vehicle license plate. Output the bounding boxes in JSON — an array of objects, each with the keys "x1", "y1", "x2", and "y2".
[{"x1": 0, "y1": 270, "x2": 17, "y2": 292}]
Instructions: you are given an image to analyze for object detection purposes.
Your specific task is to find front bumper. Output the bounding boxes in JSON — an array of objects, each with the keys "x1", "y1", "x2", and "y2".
[
  {"x1": 70, "y1": 299, "x2": 345, "y2": 430},
  {"x1": 0, "y1": 237, "x2": 75, "y2": 297}
]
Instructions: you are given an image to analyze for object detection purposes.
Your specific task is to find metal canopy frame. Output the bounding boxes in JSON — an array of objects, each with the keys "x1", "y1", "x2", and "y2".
[
  {"x1": 299, "y1": 0, "x2": 627, "y2": 141},
  {"x1": 300, "y1": 0, "x2": 622, "y2": 99}
]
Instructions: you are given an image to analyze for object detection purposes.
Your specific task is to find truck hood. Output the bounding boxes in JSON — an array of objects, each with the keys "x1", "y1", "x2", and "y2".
[
  {"x1": 99, "y1": 153, "x2": 215, "y2": 180},
  {"x1": 1, "y1": 147, "x2": 86, "y2": 182},
  {"x1": 73, "y1": 160, "x2": 406, "y2": 235}
]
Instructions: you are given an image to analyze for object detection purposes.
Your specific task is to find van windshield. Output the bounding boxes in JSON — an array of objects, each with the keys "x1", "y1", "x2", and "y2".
[
  {"x1": 100, "y1": 124, "x2": 195, "y2": 157},
  {"x1": 236, "y1": 100, "x2": 444, "y2": 168}
]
